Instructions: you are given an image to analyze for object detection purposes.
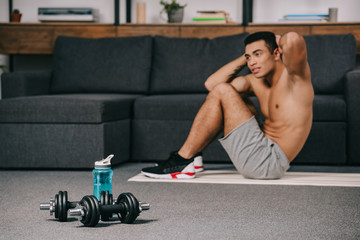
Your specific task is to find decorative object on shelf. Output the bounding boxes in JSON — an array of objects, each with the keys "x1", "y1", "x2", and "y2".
[
  {"x1": 11, "y1": 9, "x2": 22, "y2": 22},
  {"x1": 137, "y1": 2, "x2": 146, "y2": 24},
  {"x1": 328, "y1": 8, "x2": 338, "y2": 22},
  {"x1": 160, "y1": 0, "x2": 186, "y2": 23},
  {"x1": 38, "y1": 8, "x2": 95, "y2": 22}
]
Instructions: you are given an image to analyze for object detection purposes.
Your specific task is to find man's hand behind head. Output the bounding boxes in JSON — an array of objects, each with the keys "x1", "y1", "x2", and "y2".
[{"x1": 275, "y1": 34, "x2": 283, "y2": 54}]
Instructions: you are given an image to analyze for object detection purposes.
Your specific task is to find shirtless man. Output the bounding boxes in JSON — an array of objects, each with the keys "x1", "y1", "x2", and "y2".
[{"x1": 142, "y1": 31, "x2": 314, "y2": 179}]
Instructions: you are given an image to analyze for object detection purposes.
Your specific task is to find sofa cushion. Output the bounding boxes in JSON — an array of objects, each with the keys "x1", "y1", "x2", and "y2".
[
  {"x1": 0, "y1": 94, "x2": 142, "y2": 123},
  {"x1": 312, "y1": 95, "x2": 346, "y2": 121},
  {"x1": 51, "y1": 36, "x2": 152, "y2": 94},
  {"x1": 134, "y1": 94, "x2": 206, "y2": 120},
  {"x1": 305, "y1": 34, "x2": 356, "y2": 94},
  {"x1": 134, "y1": 94, "x2": 346, "y2": 122},
  {"x1": 150, "y1": 33, "x2": 250, "y2": 94}
]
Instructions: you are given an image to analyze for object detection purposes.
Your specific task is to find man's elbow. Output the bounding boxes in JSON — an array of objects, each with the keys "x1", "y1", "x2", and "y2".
[
  {"x1": 284, "y1": 32, "x2": 305, "y2": 47},
  {"x1": 204, "y1": 78, "x2": 214, "y2": 92}
]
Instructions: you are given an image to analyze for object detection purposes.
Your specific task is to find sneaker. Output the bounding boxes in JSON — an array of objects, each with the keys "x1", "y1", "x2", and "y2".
[
  {"x1": 153, "y1": 152, "x2": 204, "y2": 172},
  {"x1": 141, "y1": 151, "x2": 196, "y2": 179},
  {"x1": 194, "y1": 152, "x2": 204, "y2": 172}
]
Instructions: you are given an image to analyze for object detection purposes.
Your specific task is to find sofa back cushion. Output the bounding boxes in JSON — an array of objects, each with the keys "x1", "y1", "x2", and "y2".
[
  {"x1": 150, "y1": 33, "x2": 249, "y2": 94},
  {"x1": 305, "y1": 34, "x2": 356, "y2": 94},
  {"x1": 51, "y1": 36, "x2": 152, "y2": 94}
]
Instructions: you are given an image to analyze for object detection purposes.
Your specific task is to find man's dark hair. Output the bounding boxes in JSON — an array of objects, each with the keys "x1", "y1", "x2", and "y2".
[
  {"x1": 244, "y1": 31, "x2": 277, "y2": 53},
  {"x1": 226, "y1": 32, "x2": 278, "y2": 84}
]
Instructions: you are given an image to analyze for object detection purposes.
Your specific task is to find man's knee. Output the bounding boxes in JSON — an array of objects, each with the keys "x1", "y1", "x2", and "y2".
[{"x1": 208, "y1": 83, "x2": 237, "y2": 99}]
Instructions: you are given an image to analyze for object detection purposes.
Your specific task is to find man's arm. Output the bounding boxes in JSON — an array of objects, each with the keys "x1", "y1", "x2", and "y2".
[
  {"x1": 230, "y1": 74, "x2": 253, "y2": 93},
  {"x1": 277, "y1": 32, "x2": 310, "y2": 79},
  {"x1": 205, "y1": 54, "x2": 248, "y2": 91}
]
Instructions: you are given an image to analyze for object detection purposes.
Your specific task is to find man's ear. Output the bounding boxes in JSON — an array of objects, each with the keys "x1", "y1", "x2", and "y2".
[{"x1": 273, "y1": 48, "x2": 282, "y2": 61}]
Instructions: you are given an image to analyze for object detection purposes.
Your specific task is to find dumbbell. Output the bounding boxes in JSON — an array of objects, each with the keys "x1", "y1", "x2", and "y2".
[
  {"x1": 69, "y1": 192, "x2": 150, "y2": 227},
  {"x1": 40, "y1": 190, "x2": 115, "y2": 222}
]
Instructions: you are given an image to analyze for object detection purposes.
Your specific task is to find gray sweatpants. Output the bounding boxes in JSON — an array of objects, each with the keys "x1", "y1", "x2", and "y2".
[{"x1": 219, "y1": 116, "x2": 290, "y2": 179}]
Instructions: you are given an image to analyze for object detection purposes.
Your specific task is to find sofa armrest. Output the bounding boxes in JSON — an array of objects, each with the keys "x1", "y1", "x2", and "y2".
[
  {"x1": 345, "y1": 69, "x2": 360, "y2": 164},
  {"x1": 1, "y1": 70, "x2": 52, "y2": 98}
]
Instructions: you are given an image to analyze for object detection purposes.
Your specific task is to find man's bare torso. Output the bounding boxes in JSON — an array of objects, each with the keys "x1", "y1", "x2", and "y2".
[{"x1": 249, "y1": 68, "x2": 314, "y2": 162}]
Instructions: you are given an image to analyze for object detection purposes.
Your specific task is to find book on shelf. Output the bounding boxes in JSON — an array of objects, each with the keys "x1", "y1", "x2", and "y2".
[
  {"x1": 285, "y1": 14, "x2": 329, "y2": 18},
  {"x1": 279, "y1": 14, "x2": 329, "y2": 23},
  {"x1": 192, "y1": 10, "x2": 228, "y2": 24}
]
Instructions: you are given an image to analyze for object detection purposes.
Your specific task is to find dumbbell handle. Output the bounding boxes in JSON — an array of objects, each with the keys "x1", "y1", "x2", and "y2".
[
  {"x1": 68, "y1": 204, "x2": 122, "y2": 217},
  {"x1": 139, "y1": 202, "x2": 150, "y2": 211},
  {"x1": 39, "y1": 200, "x2": 78, "y2": 214},
  {"x1": 69, "y1": 201, "x2": 150, "y2": 217},
  {"x1": 39, "y1": 203, "x2": 52, "y2": 210},
  {"x1": 101, "y1": 201, "x2": 150, "y2": 214},
  {"x1": 100, "y1": 201, "x2": 150, "y2": 214},
  {"x1": 100, "y1": 204, "x2": 124, "y2": 214},
  {"x1": 40, "y1": 201, "x2": 78, "y2": 210}
]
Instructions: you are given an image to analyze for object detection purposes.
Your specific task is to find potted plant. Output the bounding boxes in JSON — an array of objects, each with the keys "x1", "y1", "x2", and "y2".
[
  {"x1": 11, "y1": 9, "x2": 22, "y2": 22},
  {"x1": 160, "y1": 0, "x2": 186, "y2": 23}
]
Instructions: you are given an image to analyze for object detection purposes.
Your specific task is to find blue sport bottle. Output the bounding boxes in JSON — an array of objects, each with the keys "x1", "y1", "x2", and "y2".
[{"x1": 92, "y1": 154, "x2": 114, "y2": 201}]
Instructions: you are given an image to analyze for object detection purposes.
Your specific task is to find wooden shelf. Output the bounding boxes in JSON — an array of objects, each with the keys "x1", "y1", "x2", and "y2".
[
  {"x1": 0, "y1": 22, "x2": 114, "y2": 26},
  {"x1": 1, "y1": 22, "x2": 360, "y2": 54},
  {"x1": 249, "y1": 21, "x2": 360, "y2": 26}
]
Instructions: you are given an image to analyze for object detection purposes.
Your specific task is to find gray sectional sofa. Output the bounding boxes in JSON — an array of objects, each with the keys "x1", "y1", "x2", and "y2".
[{"x1": 1, "y1": 33, "x2": 359, "y2": 169}]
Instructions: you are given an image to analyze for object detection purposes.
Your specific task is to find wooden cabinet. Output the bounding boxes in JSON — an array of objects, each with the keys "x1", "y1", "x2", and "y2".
[
  {"x1": 180, "y1": 25, "x2": 244, "y2": 38},
  {"x1": 1, "y1": 22, "x2": 360, "y2": 54},
  {"x1": 0, "y1": 23, "x2": 115, "y2": 54},
  {"x1": 116, "y1": 25, "x2": 180, "y2": 37}
]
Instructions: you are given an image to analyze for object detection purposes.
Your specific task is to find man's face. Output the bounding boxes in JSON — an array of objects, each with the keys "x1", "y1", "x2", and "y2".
[{"x1": 245, "y1": 40, "x2": 276, "y2": 78}]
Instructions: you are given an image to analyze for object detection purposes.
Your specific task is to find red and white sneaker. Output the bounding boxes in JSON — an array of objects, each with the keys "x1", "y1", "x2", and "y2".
[
  {"x1": 141, "y1": 151, "x2": 196, "y2": 179},
  {"x1": 194, "y1": 152, "x2": 204, "y2": 172}
]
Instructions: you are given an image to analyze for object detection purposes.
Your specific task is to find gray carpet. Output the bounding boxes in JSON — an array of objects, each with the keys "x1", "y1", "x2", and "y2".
[{"x1": 1, "y1": 163, "x2": 360, "y2": 240}]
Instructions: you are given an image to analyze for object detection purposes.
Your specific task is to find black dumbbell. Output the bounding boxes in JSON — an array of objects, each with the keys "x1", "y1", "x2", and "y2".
[
  {"x1": 40, "y1": 190, "x2": 114, "y2": 222},
  {"x1": 69, "y1": 192, "x2": 150, "y2": 227}
]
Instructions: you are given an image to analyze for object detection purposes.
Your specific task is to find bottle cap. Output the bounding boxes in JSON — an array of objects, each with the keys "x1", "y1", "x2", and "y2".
[{"x1": 95, "y1": 154, "x2": 114, "y2": 169}]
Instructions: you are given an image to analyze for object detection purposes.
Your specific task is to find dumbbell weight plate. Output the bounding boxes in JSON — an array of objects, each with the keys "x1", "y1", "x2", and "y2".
[
  {"x1": 54, "y1": 193, "x2": 59, "y2": 219},
  {"x1": 61, "y1": 191, "x2": 68, "y2": 222},
  {"x1": 55, "y1": 191, "x2": 68, "y2": 222},
  {"x1": 100, "y1": 191, "x2": 113, "y2": 221},
  {"x1": 80, "y1": 195, "x2": 100, "y2": 227},
  {"x1": 116, "y1": 192, "x2": 140, "y2": 224}
]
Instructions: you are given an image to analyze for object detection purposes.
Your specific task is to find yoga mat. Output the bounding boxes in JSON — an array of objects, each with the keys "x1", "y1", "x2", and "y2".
[{"x1": 129, "y1": 170, "x2": 360, "y2": 187}]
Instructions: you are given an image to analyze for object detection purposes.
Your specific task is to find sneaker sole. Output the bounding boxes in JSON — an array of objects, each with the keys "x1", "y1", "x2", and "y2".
[
  {"x1": 141, "y1": 171, "x2": 195, "y2": 179},
  {"x1": 195, "y1": 166, "x2": 204, "y2": 172}
]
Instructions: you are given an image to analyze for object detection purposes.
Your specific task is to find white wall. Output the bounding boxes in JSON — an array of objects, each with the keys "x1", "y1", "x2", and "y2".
[
  {"x1": 1, "y1": 0, "x2": 359, "y2": 24},
  {"x1": 9, "y1": 0, "x2": 117, "y2": 23},
  {"x1": 0, "y1": 0, "x2": 242, "y2": 24},
  {"x1": 253, "y1": 0, "x2": 360, "y2": 23},
  {"x1": 0, "y1": 0, "x2": 9, "y2": 72},
  {"x1": 130, "y1": 0, "x2": 241, "y2": 23},
  {"x1": 0, "y1": 0, "x2": 9, "y2": 99}
]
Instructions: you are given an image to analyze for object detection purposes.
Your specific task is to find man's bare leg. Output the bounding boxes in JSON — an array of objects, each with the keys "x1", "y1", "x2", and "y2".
[{"x1": 178, "y1": 83, "x2": 254, "y2": 159}]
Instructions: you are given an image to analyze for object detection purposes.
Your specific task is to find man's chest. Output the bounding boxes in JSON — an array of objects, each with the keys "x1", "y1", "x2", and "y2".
[{"x1": 252, "y1": 80, "x2": 292, "y2": 119}]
